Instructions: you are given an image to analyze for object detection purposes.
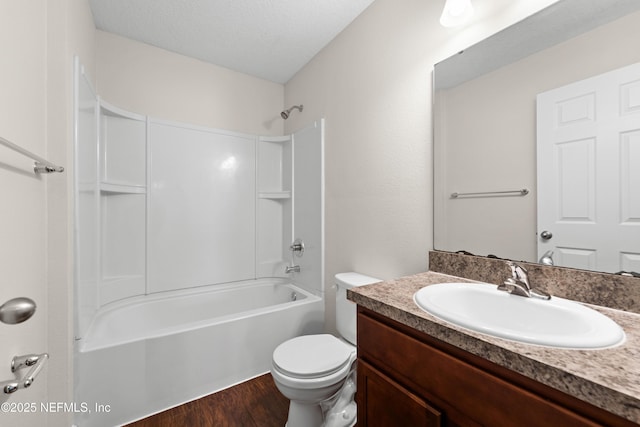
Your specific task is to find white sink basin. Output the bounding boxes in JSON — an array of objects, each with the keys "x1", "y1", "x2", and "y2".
[{"x1": 414, "y1": 282, "x2": 625, "y2": 349}]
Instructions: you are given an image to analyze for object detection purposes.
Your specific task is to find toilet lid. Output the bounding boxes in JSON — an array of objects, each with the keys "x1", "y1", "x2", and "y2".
[{"x1": 273, "y1": 334, "x2": 354, "y2": 379}]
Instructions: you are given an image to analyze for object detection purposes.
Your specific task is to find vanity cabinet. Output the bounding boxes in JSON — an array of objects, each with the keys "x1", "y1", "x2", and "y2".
[
  {"x1": 356, "y1": 308, "x2": 635, "y2": 427},
  {"x1": 358, "y1": 360, "x2": 443, "y2": 426}
]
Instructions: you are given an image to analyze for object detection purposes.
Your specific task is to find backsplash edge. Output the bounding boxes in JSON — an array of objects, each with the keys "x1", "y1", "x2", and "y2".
[{"x1": 429, "y1": 250, "x2": 640, "y2": 314}]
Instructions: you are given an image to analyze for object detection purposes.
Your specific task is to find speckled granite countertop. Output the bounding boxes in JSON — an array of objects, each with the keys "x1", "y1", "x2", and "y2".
[{"x1": 348, "y1": 271, "x2": 640, "y2": 424}]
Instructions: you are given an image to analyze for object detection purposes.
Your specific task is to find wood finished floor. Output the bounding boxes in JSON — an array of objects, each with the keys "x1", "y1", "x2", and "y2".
[{"x1": 126, "y1": 373, "x2": 289, "y2": 427}]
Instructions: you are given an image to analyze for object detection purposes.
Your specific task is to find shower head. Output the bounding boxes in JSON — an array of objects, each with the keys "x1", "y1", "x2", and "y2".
[{"x1": 281, "y1": 105, "x2": 303, "y2": 120}]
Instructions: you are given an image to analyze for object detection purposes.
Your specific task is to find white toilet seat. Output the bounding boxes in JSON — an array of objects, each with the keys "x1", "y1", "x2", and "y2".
[
  {"x1": 272, "y1": 334, "x2": 356, "y2": 390},
  {"x1": 273, "y1": 334, "x2": 354, "y2": 378}
]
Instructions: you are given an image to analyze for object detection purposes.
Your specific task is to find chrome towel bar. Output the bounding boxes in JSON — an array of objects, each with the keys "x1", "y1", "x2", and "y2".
[
  {"x1": 0, "y1": 136, "x2": 64, "y2": 174},
  {"x1": 450, "y1": 188, "x2": 529, "y2": 199}
]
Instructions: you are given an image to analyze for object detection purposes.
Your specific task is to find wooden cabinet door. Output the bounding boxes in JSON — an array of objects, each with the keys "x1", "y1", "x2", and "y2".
[
  {"x1": 357, "y1": 309, "x2": 635, "y2": 427},
  {"x1": 357, "y1": 360, "x2": 442, "y2": 427}
]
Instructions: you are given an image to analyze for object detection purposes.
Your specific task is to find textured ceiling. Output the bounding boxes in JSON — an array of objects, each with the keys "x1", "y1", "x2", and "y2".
[{"x1": 89, "y1": 0, "x2": 376, "y2": 84}]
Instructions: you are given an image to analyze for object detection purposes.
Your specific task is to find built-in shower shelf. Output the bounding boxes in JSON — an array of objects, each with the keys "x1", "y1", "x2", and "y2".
[
  {"x1": 100, "y1": 182, "x2": 146, "y2": 194},
  {"x1": 258, "y1": 191, "x2": 291, "y2": 199}
]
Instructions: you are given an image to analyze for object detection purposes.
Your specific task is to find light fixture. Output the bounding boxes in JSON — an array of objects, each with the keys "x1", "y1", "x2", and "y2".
[{"x1": 440, "y1": 0, "x2": 474, "y2": 28}]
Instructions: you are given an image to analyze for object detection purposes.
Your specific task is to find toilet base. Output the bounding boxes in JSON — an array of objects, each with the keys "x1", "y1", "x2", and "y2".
[
  {"x1": 283, "y1": 367, "x2": 358, "y2": 427},
  {"x1": 322, "y1": 368, "x2": 357, "y2": 427},
  {"x1": 286, "y1": 400, "x2": 323, "y2": 427}
]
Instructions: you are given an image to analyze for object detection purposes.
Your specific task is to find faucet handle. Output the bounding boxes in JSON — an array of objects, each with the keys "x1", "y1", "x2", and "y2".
[
  {"x1": 502, "y1": 261, "x2": 551, "y2": 300},
  {"x1": 506, "y1": 261, "x2": 527, "y2": 279},
  {"x1": 289, "y1": 238, "x2": 305, "y2": 257},
  {"x1": 499, "y1": 278, "x2": 531, "y2": 298}
]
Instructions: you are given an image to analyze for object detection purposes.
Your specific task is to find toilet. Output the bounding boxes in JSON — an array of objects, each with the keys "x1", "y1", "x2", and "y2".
[{"x1": 271, "y1": 272, "x2": 380, "y2": 427}]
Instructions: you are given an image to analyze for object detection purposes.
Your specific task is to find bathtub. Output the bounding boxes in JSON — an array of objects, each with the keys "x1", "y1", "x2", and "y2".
[{"x1": 74, "y1": 279, "x2": 324, "y2": 427}]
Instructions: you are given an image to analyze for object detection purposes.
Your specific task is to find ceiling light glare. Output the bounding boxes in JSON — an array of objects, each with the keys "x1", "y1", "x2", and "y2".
[{"x1": 440, "y1": 0, "x2": 474, "y2": 28}]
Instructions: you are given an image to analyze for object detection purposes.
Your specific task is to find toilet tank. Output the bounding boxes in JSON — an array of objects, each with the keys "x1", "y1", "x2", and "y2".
[{"x1": 335, "y1": 272, "x2": 381, "y2": 345}]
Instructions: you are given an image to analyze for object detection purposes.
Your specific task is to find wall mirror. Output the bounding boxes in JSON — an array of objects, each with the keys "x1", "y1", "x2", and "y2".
[{"x1": 433, "y1": 0, "x2": 640, "y2": 275}]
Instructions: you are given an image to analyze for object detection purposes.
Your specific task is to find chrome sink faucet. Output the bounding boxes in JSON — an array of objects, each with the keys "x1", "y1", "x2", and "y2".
[{"x1": 498, "y1": 261, "x2": 551, "y2": 300}]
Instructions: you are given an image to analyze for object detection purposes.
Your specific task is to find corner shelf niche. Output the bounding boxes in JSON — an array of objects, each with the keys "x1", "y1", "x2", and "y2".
[
  {"x1": 258, "y1": 191, "x2": 291, "y2": 199},
  {"x1": 98, "y1": 100, "x2": 147, "y2": 305},
  {"x1": 100, "y1": 183, "x2": 146, "y2": 194},
  {"x1": 257, "y1": 135, "x2": 292, "y2": 277}
]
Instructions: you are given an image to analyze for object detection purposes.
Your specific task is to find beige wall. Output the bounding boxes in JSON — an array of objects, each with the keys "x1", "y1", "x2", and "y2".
[
  {"x1": 436, "y1": 10, "x2": 640, "y2": 263},
  {"x1": 283, "y1": 0, "x2": 559, "y2": 332},
  {"x1": 95, "y1": 31, "x2": 285, "y2": 136},
  {"x1": 0, "y1": 0, "x2": 94, "y2": 426},
  {"x1": 0, "y1": 0, "x2": 566, "y2": 423},
  {"x1": 0, "y1": 2, "x2": 48, "y2": 424},
  {"x1": 89, "y1": 0, "x2": 561, "y2": 336}
]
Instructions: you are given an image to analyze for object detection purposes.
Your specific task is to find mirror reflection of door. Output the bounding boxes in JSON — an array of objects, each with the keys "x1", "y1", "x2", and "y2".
[{"x1": 536, "y1": 62, "x2": 640, "y2": 273}]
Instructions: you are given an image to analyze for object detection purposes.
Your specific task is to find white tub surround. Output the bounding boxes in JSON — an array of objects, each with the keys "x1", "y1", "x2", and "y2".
[
  {"x1": 75, "y1": 58, "x2": 324, "y2": 320},
  {"x1": 73, "y1": 60, "x2": 325, "y2": 426}
]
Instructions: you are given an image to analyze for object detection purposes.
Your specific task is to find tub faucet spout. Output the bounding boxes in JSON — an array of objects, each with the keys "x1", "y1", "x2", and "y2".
[{"x1": 285, "y1": 265, "x2": 300, "y2": 274}]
